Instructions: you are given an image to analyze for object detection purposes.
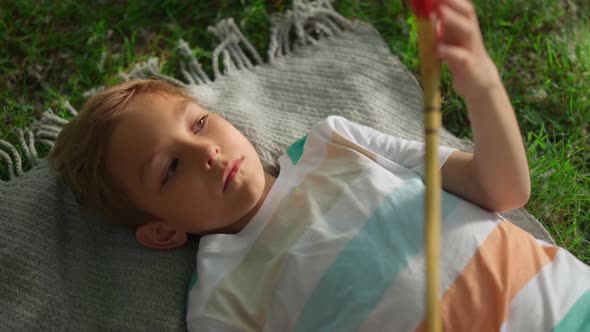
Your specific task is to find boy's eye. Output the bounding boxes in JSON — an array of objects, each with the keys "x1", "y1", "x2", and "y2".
[
  {"x1": 193, "y1": 115, "x2": 209, "y2": 134},
  {"x1": 163, "y1": 158, "x2": 179, "y2": 184}
]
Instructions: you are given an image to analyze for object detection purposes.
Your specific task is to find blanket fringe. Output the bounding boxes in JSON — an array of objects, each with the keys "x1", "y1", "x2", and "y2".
[
  {"x1": 1, "y1": 0, "x2": 352, "y2": 181},
  {"x1": 119, "y1": 57, "x2": 187, "y2": 87},
  {"x1": 0, "y1": 102, "x2": 77, "y2": 181},
  {"x1": 268, "y1": 0, "x2": 352, "y2": 63},
  {"x1": 179, "y1": 0, "x2": 352, "y2": 78},
  {"x1": 207, "y1": 17, "x2": 264, "y2": 79},
  {"x1": 0, "y1": 140, "x2": 22, "y2": 180},
  {"x1": 0, "y1": 143, "x2": 15, "y2": 179},
  {"x1": 33, "y1": 105, "x2": 77, "y2": 152},
  {"x1": 178, "y1": 40, "x2": 212, "y2": 85},
  {"x1": 16, "y1": 129, "x2": 38, "y2": 167}
]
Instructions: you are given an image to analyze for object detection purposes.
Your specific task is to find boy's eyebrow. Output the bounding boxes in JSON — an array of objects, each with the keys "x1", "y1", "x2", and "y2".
[
  {"x1": 139, "y1": 155, "x2": 157, "y2": 188},
  {"x1": 174, "y1": 99, "x2": 191, "y2": 119},
  {"x1": 138, "y1": 98, "x2": 191, "y2": 188}
]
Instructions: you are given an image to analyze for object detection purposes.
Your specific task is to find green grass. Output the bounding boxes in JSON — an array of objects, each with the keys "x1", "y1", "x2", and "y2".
[{"x1": 1, "y1": 0, "x2": 589, "y2": 263}]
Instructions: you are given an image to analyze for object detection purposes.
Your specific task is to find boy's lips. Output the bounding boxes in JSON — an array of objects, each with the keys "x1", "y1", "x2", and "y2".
[{"x1": 223, "y1": 157, "x2": 244, "y2": 192}]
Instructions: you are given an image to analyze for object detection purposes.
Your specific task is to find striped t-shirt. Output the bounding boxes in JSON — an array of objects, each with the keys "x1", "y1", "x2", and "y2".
[{"x1": 186, "y1": 115, "x2": 590, "y2": 331}]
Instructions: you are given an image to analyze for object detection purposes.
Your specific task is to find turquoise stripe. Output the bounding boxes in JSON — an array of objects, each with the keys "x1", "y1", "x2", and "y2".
[
  {"x1": 553, "y1": 289, "x2": 590, "y2": 332},
  {"x1": 294, "y1": 177, "x2": 461, "y2": 332},
  {"x1": 186, "y1": 271, "x2": 198, "y2": 311},
  {"x1": 287, "y1": 134, "x2": 308, "y2": 165},
  {"x1": 188, "y1": 271, "x2": 198, "y2": 291}
]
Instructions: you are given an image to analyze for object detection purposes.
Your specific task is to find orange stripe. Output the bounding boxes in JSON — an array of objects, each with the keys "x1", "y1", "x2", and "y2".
[{"x1": 416, "y1": 221, "x2": 558, "y2": 332}]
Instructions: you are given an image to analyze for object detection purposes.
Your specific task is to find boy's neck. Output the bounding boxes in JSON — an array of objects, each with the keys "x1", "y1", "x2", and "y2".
[{"x1": 216, "y1": 171, "x2": 277, "y2": 235}]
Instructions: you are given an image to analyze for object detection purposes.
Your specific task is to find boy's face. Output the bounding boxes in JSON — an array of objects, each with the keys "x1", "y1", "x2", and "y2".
[{"x1": 106, "y1": 92, "x2": 274, "y2": 238}]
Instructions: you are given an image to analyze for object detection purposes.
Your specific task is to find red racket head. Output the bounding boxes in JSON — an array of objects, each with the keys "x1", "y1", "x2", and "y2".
[{"x1": 409, "y1": 0, "x2": 436, "y2": 18}]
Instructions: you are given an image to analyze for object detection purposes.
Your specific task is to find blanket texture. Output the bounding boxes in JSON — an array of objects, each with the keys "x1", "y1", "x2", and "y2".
[{"x1": 0, "y1": 0, "x2": 554, "y2": 330}]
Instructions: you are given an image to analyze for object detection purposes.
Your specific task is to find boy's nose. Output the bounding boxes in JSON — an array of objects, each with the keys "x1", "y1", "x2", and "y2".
[
  {"x1": 186, "y1": 139, "x2": 221, "y2": 170},
  {"x1": 204, "y1": 145, "x2": 221, "y2": 169}
]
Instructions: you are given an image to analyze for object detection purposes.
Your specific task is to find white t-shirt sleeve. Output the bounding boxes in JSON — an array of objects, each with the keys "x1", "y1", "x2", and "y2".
[{"x1": 324, "y1": 115, "x2": 458, "y2": 177}]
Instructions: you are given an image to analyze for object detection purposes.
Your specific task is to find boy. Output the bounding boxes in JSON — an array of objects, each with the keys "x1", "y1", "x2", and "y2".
[{"x1": 49, "y1": 0, "x2": 590, "y2": 330}]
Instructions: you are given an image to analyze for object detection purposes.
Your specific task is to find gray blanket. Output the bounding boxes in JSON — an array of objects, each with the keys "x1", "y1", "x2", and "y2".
[{"x1": 0, "y1": 0, "x2": 554, "y2": 331}]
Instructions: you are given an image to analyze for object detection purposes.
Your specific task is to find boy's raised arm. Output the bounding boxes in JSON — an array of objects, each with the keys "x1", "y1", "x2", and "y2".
[{"x1": 435, "y1": 0, "x2": 530, "y2": 212}]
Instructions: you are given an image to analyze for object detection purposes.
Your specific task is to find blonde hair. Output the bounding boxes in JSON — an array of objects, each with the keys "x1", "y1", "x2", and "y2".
[{"x1": 48, "y1": 79, "x2": 194, "y2": 227}]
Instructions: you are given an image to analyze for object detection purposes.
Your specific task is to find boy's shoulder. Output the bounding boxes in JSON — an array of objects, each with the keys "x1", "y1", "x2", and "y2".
[
  {"x1": 311, "y1": 115, "x2": 383, "y2": 145},
  {"x1": 316, "y1": 115, "x2": 353, "y2": 128},
  {"x1": 284, "y1": 115, "x2": 357, "y2": 165},
  {"x1": 309, "y1": 115, "x2": 366, "y2": 138}
]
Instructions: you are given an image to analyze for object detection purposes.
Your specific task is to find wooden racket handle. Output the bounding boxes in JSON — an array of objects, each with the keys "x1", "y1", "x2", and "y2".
[{"x1": 417, "y1": 17, "x2": 442, "y2": 332}]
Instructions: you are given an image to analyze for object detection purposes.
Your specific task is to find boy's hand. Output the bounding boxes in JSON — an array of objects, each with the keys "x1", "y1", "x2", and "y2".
[
  {"x1": 434, "y1": 0, "x2": 531, "y2": 212},
  {"x1": 434, "y1": 0, "x2": 501, "y2": 100}
]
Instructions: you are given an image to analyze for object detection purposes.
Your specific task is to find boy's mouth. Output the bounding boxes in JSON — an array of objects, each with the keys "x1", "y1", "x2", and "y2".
[{"x1": 223, "y1": 157, "x2": 244, "y2": 192}]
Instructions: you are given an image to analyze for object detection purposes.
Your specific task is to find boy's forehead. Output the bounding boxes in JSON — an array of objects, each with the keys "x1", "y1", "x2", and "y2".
[
  {"x1": 108, "y1": 111, "x2": 155, "y2": 158},
  {"x1": 127, "y1": 92, "x2": 201, "y2": 115},
  {"x1": 130, "y1": 91, "x2": 182, "y2": 107},
  {"x1": 108, "y1": 98, "x2": 163, "y2": 151},
  {"x1": 109, "y1": 92, "x2": 202, "y2": 154}
]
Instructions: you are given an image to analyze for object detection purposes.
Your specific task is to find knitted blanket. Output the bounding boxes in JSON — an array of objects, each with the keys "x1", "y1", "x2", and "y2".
[{"x1": 0, "y1": 1, "x2": 554, "y2": 330}]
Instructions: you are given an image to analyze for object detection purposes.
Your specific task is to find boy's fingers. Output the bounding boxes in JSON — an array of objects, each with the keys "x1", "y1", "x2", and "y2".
[
  {"x1": 430, "y1": 13, "x2": 444, "y2": 39},
  {"x1": 438, "y1": 4, "x2": 472, "y2": 45},
  {"x1": 439, "y1": 0, "x2": 475, "y2": 18},
  {"x1": 436, "y1": 43, "x2": 471, "y2": 72}
]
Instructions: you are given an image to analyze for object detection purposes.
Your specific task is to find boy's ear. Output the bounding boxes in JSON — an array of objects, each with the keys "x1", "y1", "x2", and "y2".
[{"x1": 136, "y1": 221, "x2": 188, "y2": 249}]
